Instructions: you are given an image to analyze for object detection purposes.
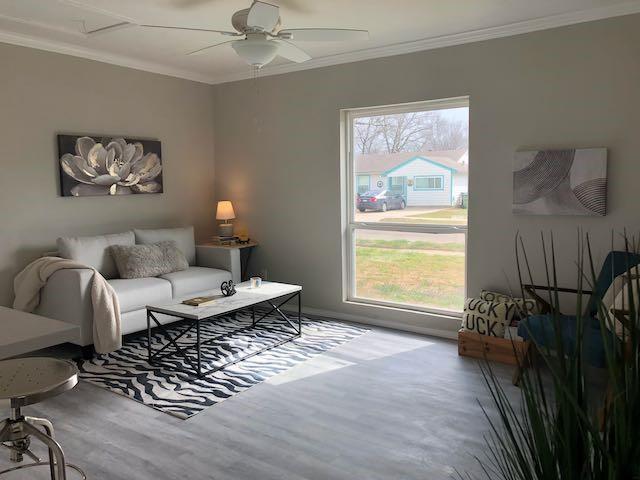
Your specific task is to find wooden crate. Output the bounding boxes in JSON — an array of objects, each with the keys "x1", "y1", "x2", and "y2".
[{"x1": 458, "y1": 329, "x2": 529, "y2": 366}]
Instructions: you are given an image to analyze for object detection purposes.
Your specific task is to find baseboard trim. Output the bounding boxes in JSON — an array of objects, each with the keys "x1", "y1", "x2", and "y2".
[{"x1": 283, "y1": 305, "x2": 458, "y2": 341}]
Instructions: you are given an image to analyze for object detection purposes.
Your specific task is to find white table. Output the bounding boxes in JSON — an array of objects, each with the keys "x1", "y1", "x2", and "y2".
[
  {"x1": 146, "y1": 281, "x2": 302, "y2": 377},
  {"x1": 0, "y1": 307, "x2": 79, "y2": 360}
]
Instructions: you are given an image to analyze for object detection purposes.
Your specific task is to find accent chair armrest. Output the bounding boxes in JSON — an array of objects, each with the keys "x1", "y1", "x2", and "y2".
[
  {"x1": 196, "y1": 245, "x2": 241, "y2": 284},
  {"x1": 522, "y1": 284, "x2": 594, "y2": 315}
]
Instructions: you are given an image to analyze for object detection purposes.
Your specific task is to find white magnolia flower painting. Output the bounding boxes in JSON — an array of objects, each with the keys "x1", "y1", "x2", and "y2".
[{"x1": 58, "y1": 135, "x2": 163, "y2": 197}]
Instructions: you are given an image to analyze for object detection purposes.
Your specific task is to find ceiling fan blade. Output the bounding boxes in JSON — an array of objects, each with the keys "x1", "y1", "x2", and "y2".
[
  {"x1": 273, "y1": 40, "x2": 311, "y2": 63},
  {"x1": 140, "y1": 24, "x2": 241, "y2": 36},
  {"x1": 58, "y1": 0, "x2": 137, "y2": 23},
  {"x1": 247, "y1": 1, "x2": 280, "y2": 32},
  {"x1": 84, "y1": 22, "x2": 136, "y2": 37},
  {"x1": 278, "y1": 28, "x2": 369, "y2": 42},
  {"x1": 187, "y1": 40, "x2": 235, "y2": 56}
]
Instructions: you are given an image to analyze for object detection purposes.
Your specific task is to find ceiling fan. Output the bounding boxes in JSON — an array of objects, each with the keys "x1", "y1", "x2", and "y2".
[{"x1": 80, "y1": 0, "x2": 369, "y2": 68}]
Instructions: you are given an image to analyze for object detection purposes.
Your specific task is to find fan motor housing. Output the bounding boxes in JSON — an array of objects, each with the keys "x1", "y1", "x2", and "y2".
[{"x1": 232, "y1": 7, "x2": 281, "y2": 34}]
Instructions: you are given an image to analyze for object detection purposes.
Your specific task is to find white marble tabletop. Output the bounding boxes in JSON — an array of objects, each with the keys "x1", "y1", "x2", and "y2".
[
  {"x1": 0, "y1": 306, "x2": 79, "y2": 360},
  {"x1": 147, "y1": 281, "x2": 302, "y2": 320}
]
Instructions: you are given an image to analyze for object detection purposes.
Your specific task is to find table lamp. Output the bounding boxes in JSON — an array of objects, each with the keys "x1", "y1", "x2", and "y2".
[{"x1": 216, "y1": 200, "x2": 236, "y2": 237}]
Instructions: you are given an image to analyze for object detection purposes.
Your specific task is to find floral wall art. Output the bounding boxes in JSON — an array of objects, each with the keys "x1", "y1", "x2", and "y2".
[{"x1": 58, "y1": 135, "x2": 163, "y2": 197}]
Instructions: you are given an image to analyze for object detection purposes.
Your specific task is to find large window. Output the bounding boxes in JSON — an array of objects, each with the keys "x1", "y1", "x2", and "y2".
[{"x1": 342, "y1": 97, "x2": 469, "y2": 314}]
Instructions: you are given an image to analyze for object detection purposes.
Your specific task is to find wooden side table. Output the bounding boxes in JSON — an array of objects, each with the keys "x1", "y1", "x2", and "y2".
[{"x1": 198, "y1": 241, "x2": 258, "y2": 281}]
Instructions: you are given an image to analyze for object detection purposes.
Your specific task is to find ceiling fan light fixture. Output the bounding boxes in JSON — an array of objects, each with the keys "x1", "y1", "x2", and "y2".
[{"x1": 232, "y1": 36, "x2": 279, "y2": 68}]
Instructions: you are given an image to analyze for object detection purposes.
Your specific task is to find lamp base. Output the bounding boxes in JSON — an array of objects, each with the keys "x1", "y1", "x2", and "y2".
[{"x1": 219, "y1": 223, "x2": 234, "y2": 237}]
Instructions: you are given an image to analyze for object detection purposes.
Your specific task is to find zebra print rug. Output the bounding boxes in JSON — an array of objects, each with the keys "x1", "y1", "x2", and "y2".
[{"x1": 77, "y1": 312, "x2": 368, "y2": 419}]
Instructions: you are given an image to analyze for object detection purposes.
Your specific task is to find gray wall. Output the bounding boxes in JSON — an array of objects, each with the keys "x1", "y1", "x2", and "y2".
[
  {"x1": 213, "y1": 14, "x2": 640, "y2": 336},
  {"x1": 0, "y1": 43, "x2": 216, "y2": 307}
]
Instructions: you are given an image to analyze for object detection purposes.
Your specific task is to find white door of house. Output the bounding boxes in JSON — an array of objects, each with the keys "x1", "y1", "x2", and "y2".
[{"x1": 388, "y1": 176, "x2": 406, "y2": 199}]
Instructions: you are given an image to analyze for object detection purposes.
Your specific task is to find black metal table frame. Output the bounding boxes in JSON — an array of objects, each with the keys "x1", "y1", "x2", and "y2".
[{"x1": 146, "y1": 291, "x2": 302, "y2": 377}]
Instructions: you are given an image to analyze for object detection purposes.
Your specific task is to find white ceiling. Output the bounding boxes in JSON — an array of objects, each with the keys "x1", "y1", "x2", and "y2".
[{"x1": 0, "y1": 0, "x2": 639, "y2": 84}]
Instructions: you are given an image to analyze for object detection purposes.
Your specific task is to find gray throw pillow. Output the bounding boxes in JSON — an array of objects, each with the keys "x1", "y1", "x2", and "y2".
[
  {"x1": 134, "y1": 227, "x2": 195, "y2": 265},
  {"x1": 110, "y1": 241, "x2": 189, "y2": 279}
]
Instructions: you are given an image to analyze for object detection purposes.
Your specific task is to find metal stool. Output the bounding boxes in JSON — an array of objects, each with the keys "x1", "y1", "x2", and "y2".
[{"x1": 0, "y1": 357, "x2": 86, "y2": 479}]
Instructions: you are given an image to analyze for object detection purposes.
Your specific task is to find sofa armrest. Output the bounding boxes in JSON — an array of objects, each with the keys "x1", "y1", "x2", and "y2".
[
  {"x1": 35, "y1": 268, "x2": 94, "y2": 346},
  {"x1": 196, "y1": 246, "x2": 241, "y2": 283}
]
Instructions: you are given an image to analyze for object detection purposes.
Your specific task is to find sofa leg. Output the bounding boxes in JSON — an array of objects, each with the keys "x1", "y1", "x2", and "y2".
[{"x1": 80, "y1": 345, "x2": 94, "y2": 360}]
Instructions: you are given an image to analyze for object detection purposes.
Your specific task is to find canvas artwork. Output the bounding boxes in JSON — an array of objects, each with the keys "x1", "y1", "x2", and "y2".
[
  {"x1": 512, "y1": 148, "x2": 607, "y2": 216},
  {"x1": 58, "y1": 135, "x2": 163, "y2": 197}
]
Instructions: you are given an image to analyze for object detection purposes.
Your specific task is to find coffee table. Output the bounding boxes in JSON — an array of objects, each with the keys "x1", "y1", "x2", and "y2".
[
  {"x1": 0, "y1": 307, "x2": 79, "y2": 360},
  {"x1": 146, "y1": 281, "x2": 302, "y2": 377}
]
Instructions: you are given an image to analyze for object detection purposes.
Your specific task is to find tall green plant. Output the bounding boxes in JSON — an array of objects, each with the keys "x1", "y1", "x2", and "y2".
[{"x1": 463, "y1": 233, "x2": 640, "y2": 480}]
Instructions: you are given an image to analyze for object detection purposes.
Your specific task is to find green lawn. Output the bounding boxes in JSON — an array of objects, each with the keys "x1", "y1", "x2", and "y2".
[
  {"x1": 355, "y1": 241, "x2": 465, "y2": 311},
  {"x1": 381, "y1": 207, "x2": 468, "y2": 225},
  {"x1": 355, "y1": 238, "x2": 465, "y2": 252}
]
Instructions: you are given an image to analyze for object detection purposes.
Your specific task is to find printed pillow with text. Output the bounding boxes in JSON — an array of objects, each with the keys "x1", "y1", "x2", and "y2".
[
  {"x1": 461, "y1": 298, "x2": 516, "y2": 337},
  {"x1": 481, "y1": 290, "x2": 540, "y2": 318}
]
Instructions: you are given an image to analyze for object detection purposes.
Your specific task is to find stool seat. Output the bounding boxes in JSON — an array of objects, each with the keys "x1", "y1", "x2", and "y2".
[{"x1": 0, "y1": 358, "x2": 78, "y2": 408}]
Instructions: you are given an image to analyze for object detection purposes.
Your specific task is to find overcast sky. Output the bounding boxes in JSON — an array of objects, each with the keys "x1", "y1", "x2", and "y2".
[{"x1": 439, "y1": 107, "x2": 468, "y2": 124}]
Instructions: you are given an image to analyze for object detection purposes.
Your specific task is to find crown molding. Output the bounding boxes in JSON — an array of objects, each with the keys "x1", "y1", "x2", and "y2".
[
  {"x1": 210, "y1": 1, "x2": 640, "y2": 84},
  {"x1": 0, "y1": 1, "x2": 639, "y2": 86},
  {"x1": 0, "y1": 29, "x2": 214, "y2": 84}
]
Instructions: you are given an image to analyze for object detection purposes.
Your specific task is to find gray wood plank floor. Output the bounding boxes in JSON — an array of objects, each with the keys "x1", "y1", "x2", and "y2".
[{"x1": 0, "y1": 326, "x2": 519, "y2": 479}]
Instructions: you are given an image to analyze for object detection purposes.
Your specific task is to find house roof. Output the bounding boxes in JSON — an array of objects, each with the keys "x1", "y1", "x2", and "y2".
[{"x1": 355, "y1": 149, "x2": 468, "y2": 175}]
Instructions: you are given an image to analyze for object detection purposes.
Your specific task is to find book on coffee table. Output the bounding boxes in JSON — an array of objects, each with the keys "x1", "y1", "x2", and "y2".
[{"x1": 182, "y1": 295, "x2": 224, "y2": 307}]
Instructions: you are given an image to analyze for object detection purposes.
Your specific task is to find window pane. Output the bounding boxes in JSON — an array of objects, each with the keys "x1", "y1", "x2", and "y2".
[
  {"x1": 348, "y1": 101, "x2": 469, "y2": 315},
  {"x1": 352, "y1": 107, "x2": 468, "y2": 225},
  {"x1": 354, "y1": 229, "x2": 466, "y2": 312}
]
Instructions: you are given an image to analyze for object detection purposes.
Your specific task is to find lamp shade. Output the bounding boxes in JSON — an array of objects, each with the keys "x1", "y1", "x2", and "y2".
[{"x1": 216, "y1": 201, "x2": 236, "y2": 221}]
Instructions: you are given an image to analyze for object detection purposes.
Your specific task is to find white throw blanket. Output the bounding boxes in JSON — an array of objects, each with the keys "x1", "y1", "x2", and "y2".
[{"x1": 13, "y1": 257, "x2": 122, "y2": 353}]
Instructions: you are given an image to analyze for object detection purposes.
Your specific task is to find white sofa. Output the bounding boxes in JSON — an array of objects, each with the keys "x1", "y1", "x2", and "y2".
[{"x1": 35, "y1": 226, "x2": 240, "y2": 352}]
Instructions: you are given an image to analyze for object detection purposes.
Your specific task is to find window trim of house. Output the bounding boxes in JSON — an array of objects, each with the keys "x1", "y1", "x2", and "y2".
[
  {"x1": 413, "y1": 175, "x2": 445, "y2": 191},
  {"x1": 340, "y1": 96, "x2": 469, "y2": 318},
  {"x1": 356, "y1": 175, "x2": 370, "y2": 194}
]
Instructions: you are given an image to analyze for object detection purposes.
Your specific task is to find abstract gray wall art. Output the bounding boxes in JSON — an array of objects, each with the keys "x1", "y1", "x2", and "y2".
[
  {"x1": 513, "y1": 148, "x2": 607, "y2": 216},
  {"x1": 58, "y1": 135, "x2": 163, "y2": 197}
]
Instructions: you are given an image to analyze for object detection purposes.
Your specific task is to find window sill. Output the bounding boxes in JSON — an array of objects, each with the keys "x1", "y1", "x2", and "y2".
[{"x1": 344, "y1": 298, "x2": 462, "y2": 320}]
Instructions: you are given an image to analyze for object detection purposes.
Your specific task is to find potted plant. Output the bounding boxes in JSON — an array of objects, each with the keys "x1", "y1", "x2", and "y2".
[{"x1": 463, "y1": 233, "x2": 640, "y2": 480}]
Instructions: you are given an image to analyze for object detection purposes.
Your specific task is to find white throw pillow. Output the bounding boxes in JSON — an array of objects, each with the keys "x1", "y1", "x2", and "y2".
[
  {"x1": 462, "y1": 298, "x2": 517, "y2": 337},
  {"x1": 600, "y1": 273, "x2": 639, "y2": 339},
  {"x1": 481, "y1": 290, "x2": 540, "y2": 317}
]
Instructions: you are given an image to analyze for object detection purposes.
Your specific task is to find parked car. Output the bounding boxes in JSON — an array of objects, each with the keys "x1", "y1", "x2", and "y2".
[{"x1": 357, "y1": 189, "x2": 406, "y2": 212}]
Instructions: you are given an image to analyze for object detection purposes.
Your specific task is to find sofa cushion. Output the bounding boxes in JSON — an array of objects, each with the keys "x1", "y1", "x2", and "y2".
[
  {"x1": 108, "y1": 277, "x2": 172, "y2": 313},
  {"x1": 57, "y1": 231, "x2": 135, "y2": 279},
  {"x1": 134, "y1": 227, "x2": 195, "y2": 265},
  {"x1": 160, "y1": 267, "x2": 231, "y2": 299},
  {"x1": 111, "y1": 241, "x2": 189, "y2": 279}
]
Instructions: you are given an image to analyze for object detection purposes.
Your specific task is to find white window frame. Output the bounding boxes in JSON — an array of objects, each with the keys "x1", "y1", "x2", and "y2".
[{"x1": 340, "y1": 96, "x2": 469, "y2": 317}]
